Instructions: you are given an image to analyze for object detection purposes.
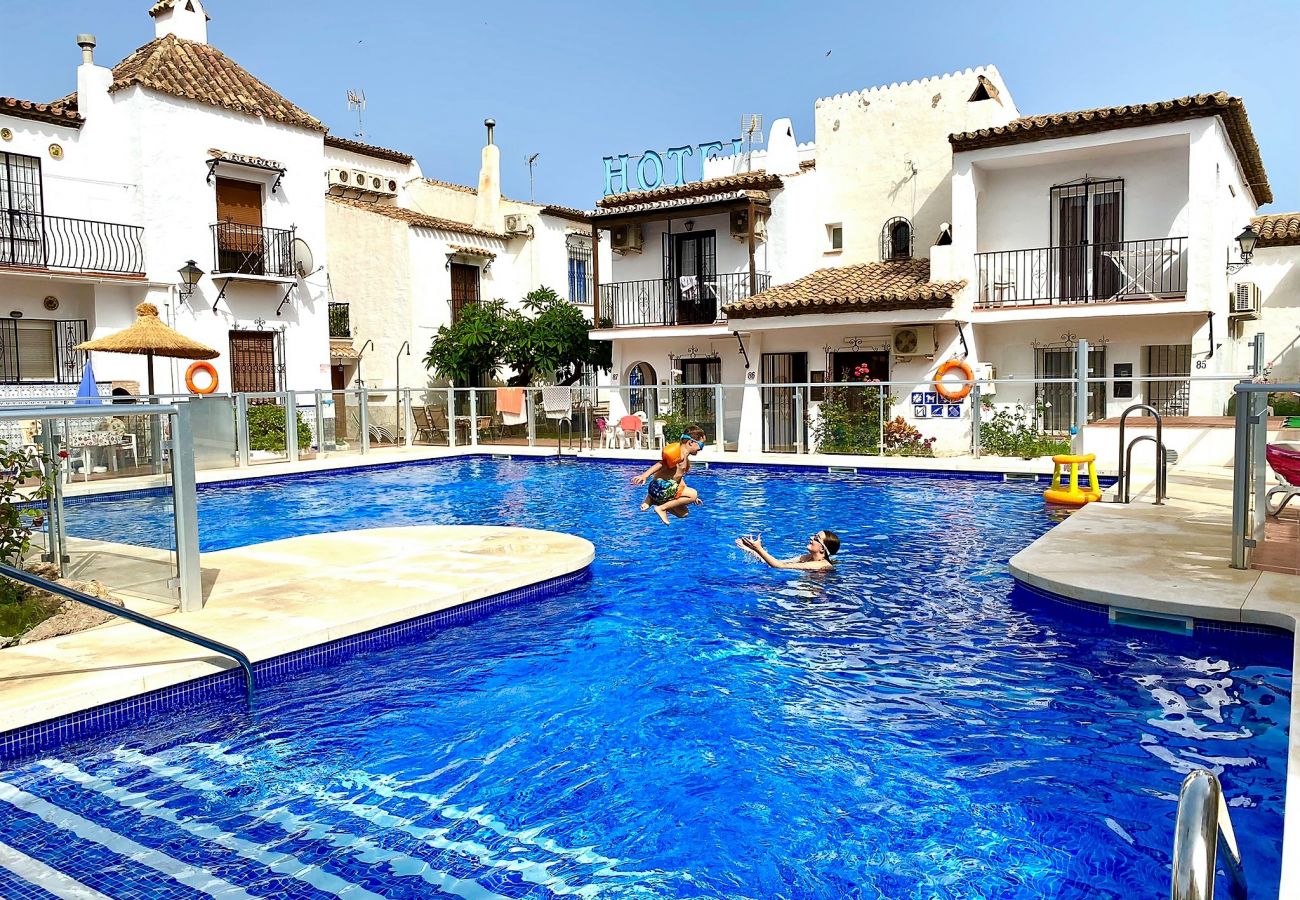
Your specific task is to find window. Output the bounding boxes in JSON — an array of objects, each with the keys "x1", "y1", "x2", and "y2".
[
  {"x1": 0, "y1": 152, "x2": 44, "y2": 267},
  {"x1": 228, "y1": 330, "x2": 282, "y2": 393},
  {"x1": 567, "y1": 238, "x2": 591, "y2": 304},
  {"x1": 827, "y1": 224, "x2": 843, "y2": 251},
  {"x1": 881, "y1": 217, "x2": 912, "y2": 260},
  {"x1": 449, "y1": 262, "x2": 480, "y2": 323},
  {"x1": 0, "y1": 318, "x2": 87, "y2": 383}
]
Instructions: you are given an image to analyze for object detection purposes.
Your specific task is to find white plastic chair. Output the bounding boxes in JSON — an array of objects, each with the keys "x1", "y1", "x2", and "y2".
[{"x1": 116, "y1": 433, "x2": 138, "y2": 467}]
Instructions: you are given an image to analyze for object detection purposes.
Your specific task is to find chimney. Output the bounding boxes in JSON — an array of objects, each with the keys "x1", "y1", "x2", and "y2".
[
  {"x1": 152, "y1": 0, "x2": 209, "y2": 44},
  {"x1": 473, "y1": 118, "x2": 503, "y2": 234},
  {"x1": 75, "y1": 33, "x2": 112, "y2": 120},
  {"x1": 76, "y1": 34, "x2": 96, "y2": 65}
]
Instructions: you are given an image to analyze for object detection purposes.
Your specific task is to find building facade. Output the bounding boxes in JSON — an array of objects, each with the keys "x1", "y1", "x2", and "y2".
[
  {"x1": 591, "y1": 70, "x2": 1297, "y2": 455},
  {"x1": 0, "y1": 0, "x2": 334, "y2": 399}
]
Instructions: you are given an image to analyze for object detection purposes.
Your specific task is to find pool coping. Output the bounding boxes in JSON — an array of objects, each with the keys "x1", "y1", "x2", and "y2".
[
  {"x1": 1008, "y1": 471, "x2": 1300, "y2": 894},
  {"x1": 0, "y1": 525, "x2": 594, "y2": 764}
]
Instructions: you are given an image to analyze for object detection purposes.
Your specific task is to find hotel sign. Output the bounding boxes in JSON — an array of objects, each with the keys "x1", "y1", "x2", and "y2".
[{"x1": 603, "y1": 139, "x2": 742, "y2": 196}]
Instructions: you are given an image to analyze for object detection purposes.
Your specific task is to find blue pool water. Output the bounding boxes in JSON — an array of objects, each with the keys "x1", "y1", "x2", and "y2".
[{"x1": 0, "y1": 458, "x2": 1291, "y2": 899}]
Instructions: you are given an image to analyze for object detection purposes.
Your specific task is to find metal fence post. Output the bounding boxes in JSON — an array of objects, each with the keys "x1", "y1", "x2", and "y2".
[
  {"x1": 1073, "y1": 338, "x2": 1090, "y2": 455},
  {"x1": 447, "y1": 388, "x2": 457, "y2": 447},
  {"x1": 1230, "y1": 382, "x2": 1250, "y2": 569},
  {"x1": 359, "y1": 389, "x2": 370, "y2": 455},
  {"x1": 284, "y1": 392, "x2": 298, "y2": 462},
  {"x1": 235, "y1": 393, "x2": 250, "y2": 467},
  {"x1": 314, "y1": 389, "x2": 327, "y2": 454},
  {"x1": 170, "y1": 405, "x2": 203, "y2": 612},
  {"x1": 526, "y1": 389, "x2": 537, "y2": 448},
  {"x1": 971, "y1": 383, "x2": 982, "y2": 458},
  {"x1": 714, "y1": 384, "x2": 725, "y2": 452},
  {"x1": 470, "y1": 389, "x2": 479, "y2": 446},
  {"x1": 794, "y1": 386, "x2": 805, "y2": 454},
  {"x1": 403, "y1": 389, "x2": 414, "y2": 447}
]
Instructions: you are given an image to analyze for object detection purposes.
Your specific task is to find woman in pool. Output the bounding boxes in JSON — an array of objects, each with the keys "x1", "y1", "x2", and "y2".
[{"x1": 736, "y1": 530, "x2": 839, "y2": 571}]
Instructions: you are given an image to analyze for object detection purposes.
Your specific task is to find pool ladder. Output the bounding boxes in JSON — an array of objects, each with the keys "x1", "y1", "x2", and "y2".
[
  {"x1": 1171, "y1": 770, "x2": 1247, "y2": 900},
  {"x1": 1116, "y1": 403, "x2": 1168, "y2": 504},
  {"x1": 0, "y1": 562, "x2": 255, "y2": 703}
]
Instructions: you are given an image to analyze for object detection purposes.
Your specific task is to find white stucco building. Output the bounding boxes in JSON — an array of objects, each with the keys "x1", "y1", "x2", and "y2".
[
  {"x1": 324, "y1": 122, "x2": 607, "y2": 396},
  {"x1": 590, "y1": 70, "x2": 1297, "y2": 454},
  {"x1": 0, "y1": 0, "x2": 341, "y2": 399}
]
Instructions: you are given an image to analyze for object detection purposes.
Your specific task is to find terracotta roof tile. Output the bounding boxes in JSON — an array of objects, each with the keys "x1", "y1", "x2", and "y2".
[
  {"x1": 57, "y1": 34, "x2": 325, "y2": 132},
  {"x1": 591, "y1": 189, "x2": 770, "y2": 219},
  {"x1": 725, "y1": 259, "x2": 964, "y2": 319},
  {"x1": 324, "y1": 134, "x2": 413, "y2": 164},
  {"x1": 422, "y1": 177, "x2": 478, "y2": 194},
  {"x1": 798, "y1": 159, "x2": 816, "y2": 171},
  {"x1": 540, "y1": 204, "x2": 593, "y2": 224},
  {"x1": 328, "y1": 195, "x2": 503, "y2": 240},
  {"x1": 1251, "y1": 212, "x2": 1300, "y2": 248},
  {"x1": 448, "y1": 244, "x2": 496, "y2": 258},
  {"x1": 597, "y1": 171, "x2": 782, "y2": 209},
  {"x1": 0, "y1": 96, "x2": 84, "y2": 128},
  {"x1": 950, "y1": 92, "x2": 1272, "y2": 205}
]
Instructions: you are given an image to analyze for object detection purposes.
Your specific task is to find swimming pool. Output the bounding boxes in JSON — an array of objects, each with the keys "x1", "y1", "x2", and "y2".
[{"x1": 0, "y1": 458, "x2": 1290, "y2": 898}]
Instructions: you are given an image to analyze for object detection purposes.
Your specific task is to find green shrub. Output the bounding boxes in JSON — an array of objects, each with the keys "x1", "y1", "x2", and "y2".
[
  {"x1": 882, "y1": 416, "x2": 936, "y2": 456},
  {"x1": 813, "y1": 385, "x2": 892, "y2": 455},
  {"x1": 1225, "y1": 391, "x2": 1300, "y2": 417},
  {"x1": 0, "y1": 439, "x2": 53, "y2": 566},
  {"x1": 978, "y1": 399, "x2": 1071, "y2": 458},
  {"x1": 247, "y1": 403, "x2": 312, "y2": 452}
]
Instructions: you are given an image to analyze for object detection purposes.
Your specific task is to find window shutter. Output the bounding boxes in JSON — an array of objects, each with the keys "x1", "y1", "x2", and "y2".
[{"x1": 17, "y1": 323, "x2": 56, "y2": 380}]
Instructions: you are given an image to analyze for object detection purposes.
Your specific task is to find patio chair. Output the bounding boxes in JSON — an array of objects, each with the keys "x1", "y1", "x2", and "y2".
[
  {"x1": 412, "y1": 406, "x2": 447, "y2": 443},
  {"x1": 1266, "y1": 443, "x2": 1300, "y2": 517},
  {"x1": 617, "y1": 414, "x2": 645, "y2": 449}
]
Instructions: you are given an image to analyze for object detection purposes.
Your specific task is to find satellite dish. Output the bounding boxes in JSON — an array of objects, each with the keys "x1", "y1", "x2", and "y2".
[{"x1": 291, "y1": 238, "x2": 315, "y2": 278}]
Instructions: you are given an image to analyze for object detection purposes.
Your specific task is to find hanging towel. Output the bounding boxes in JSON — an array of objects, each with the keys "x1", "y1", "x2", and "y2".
[
  {"x1": 496, "y1": 387, "x2": 525, "y2": 416},
  {"x1": 679, "y1": 275, "x2": 699, "y2": 302}
]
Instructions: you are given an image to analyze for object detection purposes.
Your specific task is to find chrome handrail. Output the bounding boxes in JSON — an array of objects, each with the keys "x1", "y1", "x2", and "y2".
[
  {"x1": 1171, "y1": 770, "x2": 1247, "y2": 900},
  {"x1": 0, "y1": 563, "x2": 255, "y2": 703},
  {"x1": 1118, "y1": 402, "x2": 1166, "y2": 504}
]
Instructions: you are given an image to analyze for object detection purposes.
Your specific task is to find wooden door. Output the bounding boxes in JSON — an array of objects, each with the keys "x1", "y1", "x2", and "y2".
[
  {"x1": 331, "y1": 363, "x2": 349, "y2": 438},
  {"x1": 449, "y1": 263, "x2": 480, "y2": 323},
  {"x1": 215, "y1": 178, "x2": 264, "y2": 274},
  {"x1": 228, "y1": 330, "x2": 278, "y2": 393}
]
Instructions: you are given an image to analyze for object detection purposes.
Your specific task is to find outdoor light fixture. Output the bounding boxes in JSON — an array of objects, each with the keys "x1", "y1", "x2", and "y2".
[
  {"x1": 1226, "y1": 226, "x2": 1260, "y2": 274},
  {"x1": 684, "y1": 220, "x2": 694, "y2": 232},
  {"x1": 178, "y1": 260, "x2": 203, "y2": 298}
]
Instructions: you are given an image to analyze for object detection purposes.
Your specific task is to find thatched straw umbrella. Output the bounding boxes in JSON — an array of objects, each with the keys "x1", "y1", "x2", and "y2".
[{"x1": 76, "y1": 303, "x2": 219, "y2": 395}]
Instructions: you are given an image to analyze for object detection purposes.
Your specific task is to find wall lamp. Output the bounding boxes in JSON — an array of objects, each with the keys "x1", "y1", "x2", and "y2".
[
  {"x1": 178, "y1": 260, "x2": 203, "y2": 298},
  {"x1": 1226, "y1": 226, "x2": 1259, "y2": 275}
]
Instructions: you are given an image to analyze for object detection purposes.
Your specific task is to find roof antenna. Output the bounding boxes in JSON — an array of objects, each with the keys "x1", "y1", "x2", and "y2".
[
  {"x1": 525, "y1": 153, "x2": 540, "y2": 203},
  {"x1": 347, "y1": 89, "x2": 367, "y2": 140}
]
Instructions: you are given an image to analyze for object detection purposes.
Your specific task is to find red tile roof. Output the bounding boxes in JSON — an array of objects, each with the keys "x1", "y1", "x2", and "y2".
[
  {"x1": 725, "y1": 259, "x2": 964, "y2": 319},
  {"x1": 540, "y1": 205, "x2": 593, "y2": 224},
  {"x1": 597, "y1": 171, "x2": 782, "y2": 209},
  {"x1": 56, "y1": 33, "x2": 324, "y2": 133},
  {"x1": 950, "y1": 92, "x2": 1272, "y2": 205},
  {"x1": 1252, "y1": 213, "x2": 1300, "y2": 248},
  {"x1": 328, "y1": 195, "x2": 503, "y2": 240},
  {"x1": 0, "y1": 96, "x2": 84, "y2": 128},
  {"x1": 324, "y1": 135, "x2": 413, "y2": 164}
]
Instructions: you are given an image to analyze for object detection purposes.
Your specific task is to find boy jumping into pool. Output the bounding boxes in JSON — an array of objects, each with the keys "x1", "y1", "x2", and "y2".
[
  {"x1": 736, "y1": 530, "x2": 840, "y2": 571},
  {"x1": 631, "y1": 425, "x2": 707, "y2": 525}
]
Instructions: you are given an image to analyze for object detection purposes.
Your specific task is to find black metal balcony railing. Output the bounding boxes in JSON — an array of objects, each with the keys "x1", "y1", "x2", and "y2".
[
  {"x1": 601, "y1": 272, "x2": 771, "y2": 327},
  {"x1": 211, "y1": 222, "x2": 295, "y2": 277},
  {"x1": 328, "y1": 302, "x2": 351, "y2": 339},
  {"x1": 975, "y1": 237, "x2": 1187, "y2": 308},
  {"x1": 0, "y1": 212, "x2": 145, "y2": 275}
]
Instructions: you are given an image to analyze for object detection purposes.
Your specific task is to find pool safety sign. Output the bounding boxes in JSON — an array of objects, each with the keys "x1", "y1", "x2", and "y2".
[{"x1": 912, "y1": 391, "x2": 963, "y2": 419}]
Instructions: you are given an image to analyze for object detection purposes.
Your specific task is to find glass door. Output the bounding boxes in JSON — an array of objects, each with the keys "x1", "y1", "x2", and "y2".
[{"x1": 674, "y1": 232, "x2": 717, "y2": 325}]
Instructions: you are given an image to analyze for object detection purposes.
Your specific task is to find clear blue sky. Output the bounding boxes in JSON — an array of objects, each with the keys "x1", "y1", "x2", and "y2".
[{"x1": 3, "y1": 0, "x2": 1297, "y2": 212}]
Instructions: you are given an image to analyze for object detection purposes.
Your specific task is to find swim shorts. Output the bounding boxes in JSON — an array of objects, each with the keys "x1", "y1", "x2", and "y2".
[{"x1": 647, "y1": 478, "x2": 681, "y2": 505}]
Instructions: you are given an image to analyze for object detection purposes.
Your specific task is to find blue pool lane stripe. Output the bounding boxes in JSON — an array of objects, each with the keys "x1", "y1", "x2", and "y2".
[
  {"x1": 39, "y1": 760, "x2": 386, "y2": 900},
  {"x1": 0, "y1": 782, "x2": 256, "y2": 899},
  {"x1": 0, "y1": 841, "x2": 111, "y2": 900}
]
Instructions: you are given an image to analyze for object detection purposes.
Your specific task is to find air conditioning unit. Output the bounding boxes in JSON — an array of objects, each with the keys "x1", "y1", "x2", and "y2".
[
  {"x1": 729, "y1": 209, "x2": 768, "y2": 242},
  {"x1": 611, "y1": 223, "x2": 643, "y2": 254},
  {"x1": 328, "y1": 168, "x2": 354, "y2": 190},
  {"x1": 504, "y1": 213, "x2": 532, "y2": 236},
  {"x1": 1232, "y1": 282, "x2": 1260, "y2": 319},
  {"x1": 891, "y1": 325, "x2": 936, "y2": 356}
]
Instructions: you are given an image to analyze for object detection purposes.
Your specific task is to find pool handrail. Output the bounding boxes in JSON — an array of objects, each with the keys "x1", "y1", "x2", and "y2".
[
  {"x1": 0, "y1": 562, "x2": 255, "y2": 703},
  {"x1": 1170, "y1": 769, "x2": 1247, "y2": 900}
]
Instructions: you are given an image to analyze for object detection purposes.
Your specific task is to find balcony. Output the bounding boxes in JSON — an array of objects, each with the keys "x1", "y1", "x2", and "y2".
[
  {"x1": 974, "y1": 237, "x2": 1187, "y2": 308},
  {"x1": 211, "y1": 223, "x2": 295, "y2": 278},
  {"x1": 0, "y1": 212, "x2": 144, "y2": 276},
  {"x1": 328, "y1": 302, "x2": 351, "y2": 339},
  {"x1": 601, "y1": 272, "x2": 771, "y2": 327}
]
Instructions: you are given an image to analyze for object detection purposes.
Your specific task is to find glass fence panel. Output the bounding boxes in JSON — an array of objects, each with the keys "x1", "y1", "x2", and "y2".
[
  {"x1": 470, "y1": 389, "x2": 513, "y2": 447},
  {"x1": 189, "y1": 395, "x2": 238, "y2": 470},
  {"x1": 245, "y1": 395, "x2": 290, "y2": 465},
  {"x1": 362, "y1": 389, "x2": 404, "y2": 452},
  {"x1": 51, "y1": 415, "x2": 181, "y2": 608},
  {"x1": 409, "y1": 389, "x2": 451, "y2": 448},
  {"x1": 668, "y1": 386, "x2": 721, "y2": 452},
  {"x1": 290, "y1": 391, "x2": 320, "y2": 461},
  {"x1": 55, "y1": 405, "x2": 172, "y2": 481}
]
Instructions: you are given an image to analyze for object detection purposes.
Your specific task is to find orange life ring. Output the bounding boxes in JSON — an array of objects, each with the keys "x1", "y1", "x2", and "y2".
[
  {"x1": 185, "y1": 361, "x2": 218, "y2": 395},
  {"x1": 934, "y1": 358, "x2": 974, "y2": 402}
]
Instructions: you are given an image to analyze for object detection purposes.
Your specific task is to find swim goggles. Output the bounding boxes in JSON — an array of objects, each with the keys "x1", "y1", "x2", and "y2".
[
  {"x1": 810, "y1": 533, "x2": 830, "y2": 556},
  {"x1": 680, "y1": 434, "x2": 706, "y2": 450}
]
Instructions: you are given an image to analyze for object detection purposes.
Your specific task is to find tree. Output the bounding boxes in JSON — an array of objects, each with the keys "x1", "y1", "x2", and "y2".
[{"x1": 423, "y1": 287, "x2": 611, "y2": 386}]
